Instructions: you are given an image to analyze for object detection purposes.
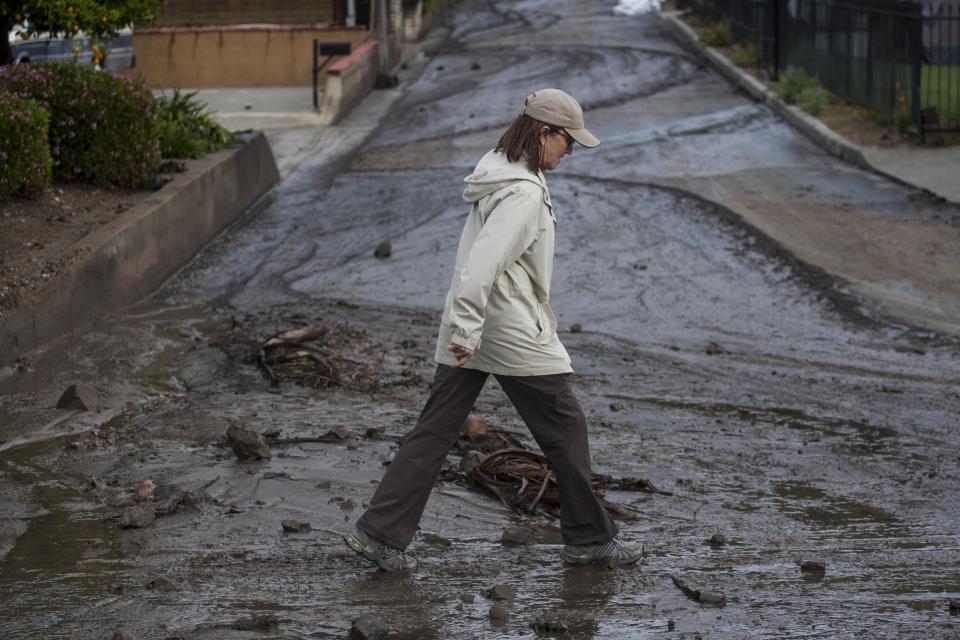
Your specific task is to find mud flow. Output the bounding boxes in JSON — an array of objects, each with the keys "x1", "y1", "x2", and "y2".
[{"x1": 3, "y1": 0, "x2": 960, "y2": 638}]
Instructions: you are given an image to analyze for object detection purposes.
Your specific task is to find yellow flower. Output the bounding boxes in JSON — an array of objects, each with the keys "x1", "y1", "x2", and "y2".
[{"x1": 72, "y1": 23, "x2": 79, "y2": 32}]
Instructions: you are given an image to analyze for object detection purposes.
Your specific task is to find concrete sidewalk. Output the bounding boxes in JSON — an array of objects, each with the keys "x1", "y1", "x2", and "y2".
[{"x1": 659, "y1": 11, "x2": 960, "y2": 205}]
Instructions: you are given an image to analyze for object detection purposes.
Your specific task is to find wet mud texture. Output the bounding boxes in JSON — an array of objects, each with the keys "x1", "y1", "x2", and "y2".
[{"x1": 2, "y1": 0, "x2": 960, "y2": 638}]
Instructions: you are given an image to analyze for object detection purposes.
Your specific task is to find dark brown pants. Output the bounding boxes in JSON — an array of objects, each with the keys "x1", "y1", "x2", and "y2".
[{"x1": 357, "y1": 364, "x2": 618, "y2": 549}]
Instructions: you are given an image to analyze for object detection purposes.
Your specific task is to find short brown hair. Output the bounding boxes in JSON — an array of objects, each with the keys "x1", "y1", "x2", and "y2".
[{"x1": 495, "y1": 114, "x2": 551, "y2": 173}]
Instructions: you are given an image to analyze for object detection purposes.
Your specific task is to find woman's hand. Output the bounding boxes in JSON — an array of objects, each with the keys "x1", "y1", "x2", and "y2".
[{"x1": 448, "y1": 343, "x2": 475, "y2": 367}]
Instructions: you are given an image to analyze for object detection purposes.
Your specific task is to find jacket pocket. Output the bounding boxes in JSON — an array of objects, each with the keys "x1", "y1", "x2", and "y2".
[{"x1": 535, "y1": 301, "x2": 558, "y2": 344}]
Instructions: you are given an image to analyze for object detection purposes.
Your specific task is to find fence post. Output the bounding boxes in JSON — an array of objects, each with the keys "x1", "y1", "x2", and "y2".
[
  {"x1": 911, "y1": 11, "x2": 923, "y2": 142},
  {"x1": 772, "y1": 0, "x2": 781, "y2": 80}
]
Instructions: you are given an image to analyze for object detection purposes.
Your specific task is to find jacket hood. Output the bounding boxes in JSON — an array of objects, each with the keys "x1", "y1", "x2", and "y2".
[{"x1": 462, "y1": 150, "x2": 545, "y2": 204}]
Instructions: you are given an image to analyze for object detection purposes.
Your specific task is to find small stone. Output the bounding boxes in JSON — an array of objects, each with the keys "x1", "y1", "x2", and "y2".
[
  {"x1": 464, "y1": 414, "x2": 488, "y2": 438},
  {"x1": 145, "y1": 575, "x2": 178, "y2": 592},
  {"x1": 800, "y1": 560, "x2": 826, "y2": 573},
  {"x1": 484, "y1": 584, "x2": 516, "y2": 601},
  {"x1": 56, "y1": 384, "x2": 97, "y2": 411},
  {"x1": 698, "y1": 591, "x2": 726, "y2": 605},
  {"x1": 346, "y1": 438, "x2": 363, "y2": 450},
  {"x1": 609, "y1": 401, "x2": 625, "y2": 412},
  {"x1": 708, "y1": 533, "x2": 726, "y2": 546},
  {"x1": 460, "y1": 593, "x2": 475, "y2": 603},
  {"x1": 137, "y1": 479, "x2": 157, "y2": 499},
  {"x1": 422, "y1": 532, "x2": 451, "y2": 546},
  {"x1": 705, "y1": 341, "x2": 727, "y2": 355},
  {"x1": 489, "y1": 604, "x2": 508, "y2": 621},
  {"x1": 281, "y1": 519, "x2": 311, "y2": 533},
  {"x1": 110, "y1": 631, "x2": 135, "y2": 640},
  {"x1": 569, "y1": 323, "x2": 582, "y2": 333},
  {"x1": 350, "y1": 614, "x2": 388, "y2": 639},
  {"x1": 500, "y1": 526, "x2": 533, "y2": 546},
  {"x1": 365, "y1": 427, "x2": 385, "y2": 440},
  {"x1": 668, "y1": 619, "x2": 676, "y2": 631},
  {"x1": 471, "y1": 62, "x2": 482, "y2": 70},
  {"x1": 458, "y1": 450, "x2": 486, "y2": 474},
  {"x1": 225, "y1": 424, "x2": 272, "y2": 461},
  {"x1": 949, "y1": 598, "x2": 960, "y2": 612},
  {"x1": 373, "y1": 240, "x2": 392, "y2": 259},
  {"x1": 119, "y1": 504, "x2": 155, "y2": 529}
]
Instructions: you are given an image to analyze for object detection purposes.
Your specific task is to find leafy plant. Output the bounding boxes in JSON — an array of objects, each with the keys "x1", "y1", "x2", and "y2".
[
  {"x1": 0, "y1": 93, "x2": 51, "y2": 199},
  {"x1": 0, "y1": 61, "x2": 160, "y2": 187},
  {"x1": 797, "y1": 85, "x2": 827, "y2": 116},
  {"x1": 700, "y1": 21, "x2": 733, "y2": 47},
  {"x1": 729, "y1": 42, "x2": 761, "y2": 68},
  {"x1": 155, "y1": 89, "x2": 233, "y2": 159}
]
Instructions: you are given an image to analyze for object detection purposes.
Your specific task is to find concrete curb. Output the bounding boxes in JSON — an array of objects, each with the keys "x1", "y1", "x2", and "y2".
[
  {"x1": 658, "y1": 13, "x2": 943, "y2": 199},
  {"x1": 0, "y1": 132, "x2": 280, "y2": 365},
  {"x1": 320, "y1": 40, "x2": 381, "y2": 126}
]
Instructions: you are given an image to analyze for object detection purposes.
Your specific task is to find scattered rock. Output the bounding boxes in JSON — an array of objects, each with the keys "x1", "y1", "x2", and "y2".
[
  {"x1": 110, "y1": 631, "x2": 135, "y2": 640},
  {"x1": 422, "y1": 532, "x2": 451, "y2": 547},
  {"x1": 225, "y1": 424, "x2": 272, "y2": 461},
  {"x1": 339, "y1": 499, "x2": 356, "y2": 511},
  {"x1": 501, "y1": 526, "x2": 533, "y2": 546},
  {"x1": 484, "y1": 584, "x2": 516, "y2": 601},
  {"x1": 668, "y1": 619, "x2": 676, "y2": 631},
  {"x1": 281, "y1": 520, "x2": 311, "y2": 533},
  {"x1": 145, "y1": 575, "x2": 178, "y2": 592},
  {"x1": 532, "y1": 611, "x2": 568, "y2": 634},
  {"x1": 569, "y1": 323, "x2": 582, "y2": 333},
  {"x1": 707, "y1": 533, "x2": 726, "y2": 546},
  {"x1": 56, "y1": 384, "x2": 97, "y2": 411},
  {"x1": 231, "y1": 614, "x2": 279, "y2": 632},
  {"x1": 609, "y1": 401, "x2": 625, "y2": 412},
  {"x1": 800, "y1": 560, "x2": 826, "y2": 574},
  {"x1": 464, "y1": 414, "x2": 489, "y2": 438},
  {"x1": 137, "y1": 479, "x2": 157, "y2": 499},
  {"x1": 460, "y1": 593, "x2": 475, "y2": 603},
  {"x1": 365, "y1": 427, "x2": 385, "y2": 440},
  {"x1": 374, "y1": 240, "x2": 392, "y2": 259},
  {"x1": 119, "y1": 504, "x2": 155, "y2": 529},
  {"x1": 670, "y1": 574, "x2": 725, "y2": 606},
  {"x1": 346, "y1": 438, "x2": 363, "y2": 450},
  {"x1": 949, "y1": 598, "x2": 960, "y2": 612},
  {"x1": 489, "y1": 604, "x2": 509, "y2": 621},
  {"x1": 705, "y1": 341, "x2": 727, "y2": 355},
  {"x1": 350, "y1": 614, "x2": 388, "y2": 639},
  {"x1": 471, "y1": 62, "x2": 482, "y2": 70},
  {"x1": 374, "y1": 73, "x2": 399, "y2": 89}
]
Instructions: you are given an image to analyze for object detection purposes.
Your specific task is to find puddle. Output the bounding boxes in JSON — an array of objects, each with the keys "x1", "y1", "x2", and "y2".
[{"x1": 0, "y1": 438, "x2": 125, "y2": 639}]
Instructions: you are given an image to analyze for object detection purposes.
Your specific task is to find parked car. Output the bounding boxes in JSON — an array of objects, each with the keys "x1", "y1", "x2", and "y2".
[{"x1": 10, "y1": 33, "x2": 134, "y2": 71}]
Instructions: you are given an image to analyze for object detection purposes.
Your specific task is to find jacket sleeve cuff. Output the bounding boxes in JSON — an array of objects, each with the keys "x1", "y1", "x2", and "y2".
[{"x1": 449, "y1": 329, "x2": 481, "y2": 351}]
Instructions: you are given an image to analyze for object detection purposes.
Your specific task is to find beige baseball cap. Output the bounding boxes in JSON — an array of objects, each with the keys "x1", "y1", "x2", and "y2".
[{"x1": 521, "y1": 88, "x2": 601, "y2": 148}]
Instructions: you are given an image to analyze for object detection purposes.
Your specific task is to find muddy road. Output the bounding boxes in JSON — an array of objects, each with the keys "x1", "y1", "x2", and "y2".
[{"x1": 2, "y1": 1, "x2": 960, "y2": 638}]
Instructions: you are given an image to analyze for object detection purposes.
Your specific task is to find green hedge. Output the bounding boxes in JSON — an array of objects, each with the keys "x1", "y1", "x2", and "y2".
[
  {"x1": 0, "y1": 93, "x2": 52, "y2": 200},
  {"x1": 0, "y1": 62, "x2": 160, "y2": 188}
]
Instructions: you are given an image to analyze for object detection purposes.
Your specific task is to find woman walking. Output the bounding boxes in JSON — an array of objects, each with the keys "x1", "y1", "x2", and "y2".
[{"x1": 344, "y1": 89, "x2": 641, "y2": 570}]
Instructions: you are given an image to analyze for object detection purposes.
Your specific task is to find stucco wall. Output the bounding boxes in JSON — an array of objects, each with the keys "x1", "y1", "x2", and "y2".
[{"x1": 131, "y1": 25, "x2": 368, "y2": 87}]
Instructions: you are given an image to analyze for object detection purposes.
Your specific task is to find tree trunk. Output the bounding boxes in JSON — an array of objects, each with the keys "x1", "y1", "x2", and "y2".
[{"x1": 0, "y1": 15, "x2": 13, "y2": 65}]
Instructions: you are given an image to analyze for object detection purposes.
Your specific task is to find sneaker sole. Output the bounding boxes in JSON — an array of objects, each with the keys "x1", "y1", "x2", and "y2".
[
  {"x1": 560, "y1": 549, "x2": 642, "y2": 566},
  {"x1": 343, "y1": 531, "x2": 391, "y2": 571}
]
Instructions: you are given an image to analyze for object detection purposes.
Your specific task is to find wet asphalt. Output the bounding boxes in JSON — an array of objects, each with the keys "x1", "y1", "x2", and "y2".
[{"x1": 2, "y1": 1, "x2": 960, "y2": 638}]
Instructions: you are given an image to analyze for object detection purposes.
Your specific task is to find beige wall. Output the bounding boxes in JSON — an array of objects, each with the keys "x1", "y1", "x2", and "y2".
[
  {"x1": 131, "y1": 26, "x2": 368, "y2": 88},
  {"x1": 151, "y1": 0, "x2": 337, "y2": 27}
]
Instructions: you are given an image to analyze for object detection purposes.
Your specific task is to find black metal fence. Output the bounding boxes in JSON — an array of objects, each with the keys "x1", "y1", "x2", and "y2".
[{"x1": 683, "y1": 0, "x2": 960, "y2": 139}]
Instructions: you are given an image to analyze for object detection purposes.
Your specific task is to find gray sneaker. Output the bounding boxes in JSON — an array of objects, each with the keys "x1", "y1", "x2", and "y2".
[
  {"x1": 560, "y1": 536, "x2": 643, "y2": 566},
  {"x1": 343, "y1": 526, "x2": 418, "y2": 571}
]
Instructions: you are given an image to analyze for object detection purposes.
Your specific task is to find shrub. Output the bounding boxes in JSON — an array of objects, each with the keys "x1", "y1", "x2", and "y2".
[
  {"x1": 0, "y1": 62, "x2": 160, "y2": 188},
  {"x1": 729, "y1": 42, "x2": 761, "y2": 68},
  {"x1": 700, "y1": 21, "x2": 733, "y2": 47},
  {"x1": 155, "y1": 89, "x2": 233, "y2": 159},
  {"x1": 798, "y1": 85, "x2": 827, "y2": 116},
  {"x1": 0, "y1": 94, "x2": 52, "y2": 200}
]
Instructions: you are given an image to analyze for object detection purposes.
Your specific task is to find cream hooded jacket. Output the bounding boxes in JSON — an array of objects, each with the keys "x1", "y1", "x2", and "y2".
[{"x1": 433, "y1": 150, "x2": 572, "y2": 376}]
